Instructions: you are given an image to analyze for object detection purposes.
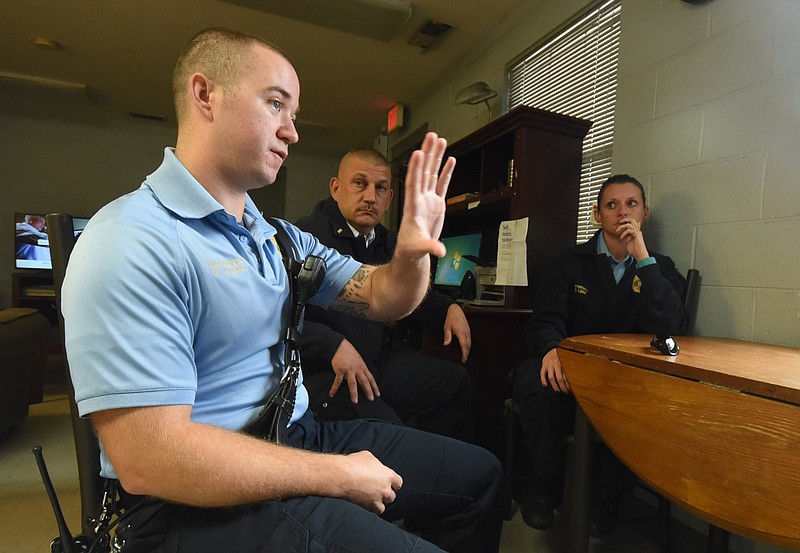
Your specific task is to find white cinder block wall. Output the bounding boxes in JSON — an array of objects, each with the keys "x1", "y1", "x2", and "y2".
[{"x1": 614, "y1": 0, "x2": 800, "y2": 349}]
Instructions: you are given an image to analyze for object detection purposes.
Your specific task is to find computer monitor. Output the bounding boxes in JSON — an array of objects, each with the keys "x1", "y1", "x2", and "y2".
[
  {"x1": 14, "y1": 212, "x2": 91, "y2": 270},
  {"x1": 434, "y1": 232, "x2": 482, "y2": 287},
  {"x1": 72, "y1": 216, "x2": 90, "y2": 237}
]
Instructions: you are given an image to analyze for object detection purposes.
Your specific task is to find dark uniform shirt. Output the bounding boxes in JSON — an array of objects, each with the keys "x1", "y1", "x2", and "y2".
[{"x1": 525, "y1": 229, "x2": 688, "y2": 357}]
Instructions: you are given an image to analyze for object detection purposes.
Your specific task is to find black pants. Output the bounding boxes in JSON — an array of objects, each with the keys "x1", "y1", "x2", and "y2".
[
  {"x1": 512, "y1": 356, "x2": 634, "y2": 508},
  {"x1": 118, "y1": 410, "x2": 505, "y2": 553},
  {"x1": 305, "y1": 343, "x2": 475, "y2": 443}
]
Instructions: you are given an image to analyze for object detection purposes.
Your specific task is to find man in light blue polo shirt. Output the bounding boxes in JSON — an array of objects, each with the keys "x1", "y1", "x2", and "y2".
[{"x1": 62, "y1": 28, "x2": 505, "y2": 553}]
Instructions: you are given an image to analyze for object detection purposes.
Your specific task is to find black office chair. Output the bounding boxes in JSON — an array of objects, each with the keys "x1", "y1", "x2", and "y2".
[
  {"x1": 503, "y1": 268, "x2": 704, "y2": 552},
  {"x1": 46, "y1": 213, "x2": 107, "y2": 537}
]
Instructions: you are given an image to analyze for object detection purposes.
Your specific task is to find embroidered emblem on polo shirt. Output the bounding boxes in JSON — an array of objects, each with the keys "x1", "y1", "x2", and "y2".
[
  {"x1": 206, "y1": 257, "x2": 247, "y2": 277},
  {"x1": 574, "y1": 284, "x2": 589, "y2": 295},
  {"x1": 632, "y1": 275, "x2": 642, "y2": 294}
]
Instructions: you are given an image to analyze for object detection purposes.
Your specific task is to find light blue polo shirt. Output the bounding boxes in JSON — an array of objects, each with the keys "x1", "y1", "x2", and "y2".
[
  {"x1": 597, "y1": 231, "x2": 634, "y2": 284},
  {"x1": 597, "y1": 231, "x2": 657, "y2": 284},
  {"x1": 62, "y1": 148, "x2": 360, "y2": 478}
]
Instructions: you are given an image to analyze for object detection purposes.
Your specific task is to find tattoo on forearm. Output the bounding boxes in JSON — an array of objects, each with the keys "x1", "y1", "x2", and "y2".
[{"x1": 336, "y1": 267, "x2": 370, "y2": 318}]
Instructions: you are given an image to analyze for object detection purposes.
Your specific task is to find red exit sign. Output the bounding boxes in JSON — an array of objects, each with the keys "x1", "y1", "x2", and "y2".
[{"x1": 387, "y1": 104, "x2": 404, "y2": 132}]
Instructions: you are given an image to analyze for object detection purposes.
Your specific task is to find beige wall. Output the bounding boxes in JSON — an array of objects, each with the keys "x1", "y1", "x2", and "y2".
[
  {"x1": 0, "y1": 114, "x2": 170, "y2": 307},
  {"x1": 0, "y1": 112, "x2": 336, "y2": 308},
  {"x1": 283, "y1": 152, "x2": 340, "y2": 222},
  {"x1": 391, "y1": 0, "x2": 800, "y2": 352}
]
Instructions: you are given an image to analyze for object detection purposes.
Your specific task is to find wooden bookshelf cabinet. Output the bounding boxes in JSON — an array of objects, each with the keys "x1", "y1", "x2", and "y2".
[
  {"x1": 421, "y1": 107, "x2": 591, "y2": 454},
  {"x1": 443, "y1": 106, "x2": 591, "y2": 309}
]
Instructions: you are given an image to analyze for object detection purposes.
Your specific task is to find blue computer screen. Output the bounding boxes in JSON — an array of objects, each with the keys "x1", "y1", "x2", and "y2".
[{"x1": 434, "y1": 233, "x2": 482, "y2": 286}]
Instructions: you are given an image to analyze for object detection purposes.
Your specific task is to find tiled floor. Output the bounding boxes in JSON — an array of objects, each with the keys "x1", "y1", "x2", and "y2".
[{"x1": 500, "y1": 493, "x2": 709, "y2": 553}]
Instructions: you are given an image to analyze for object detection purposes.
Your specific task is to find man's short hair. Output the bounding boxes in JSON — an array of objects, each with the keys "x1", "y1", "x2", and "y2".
[
  {"x1": 340, "y1": 148, "x2": 390, "y2": 172},
  {"x1": 172, "y1": 27, "x2": 292, "y2": 125},
  {"x1": 596, "y1": 174, "x2": 647, "y2": 207}
]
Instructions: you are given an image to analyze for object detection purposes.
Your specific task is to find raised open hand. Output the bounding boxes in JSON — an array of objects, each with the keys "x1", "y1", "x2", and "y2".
[{"x1": 394, "y1": 132, "x2": 456, "y2": 260}]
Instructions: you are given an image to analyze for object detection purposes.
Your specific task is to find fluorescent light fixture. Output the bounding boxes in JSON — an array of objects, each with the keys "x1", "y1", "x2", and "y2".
[{"x1": 0, "y1": 70, "x2": 86, "y2": 92}]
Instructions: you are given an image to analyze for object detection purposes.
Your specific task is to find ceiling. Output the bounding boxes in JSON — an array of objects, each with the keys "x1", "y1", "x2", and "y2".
[{"x1": 0, "y1": 0, "x2": 529, "y2": 155}]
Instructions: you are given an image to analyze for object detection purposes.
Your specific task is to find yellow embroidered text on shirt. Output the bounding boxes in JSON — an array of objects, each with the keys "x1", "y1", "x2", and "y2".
[
  {"x1": 206, "y1": 257, "x2": 247, "y2": 277},
  {"x1": 574, "y1": 284, "x2": 589, "y2": 295}
]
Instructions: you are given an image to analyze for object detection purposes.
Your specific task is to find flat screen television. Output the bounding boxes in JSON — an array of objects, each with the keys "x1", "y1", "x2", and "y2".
[
  {"x1": 434, "y1": 232, "x2": 482, "y2": 288},
  {"x1": 14, "y1": 212, "x2": 90, "y2": 270}
]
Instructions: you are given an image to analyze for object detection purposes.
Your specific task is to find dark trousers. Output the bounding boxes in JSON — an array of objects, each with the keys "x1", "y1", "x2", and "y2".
[
  {"x1": 305, "y1": 343, "x2": 476, "y2": 443},
  {"x1": 118, "y1": 410, "x2": 505, "y2": 553},
  {"x1": 512, "y1": 357, "x2": 635, "y2": 512},
  {"x1": 512, "y1": 356, "x2": 575, "y2": 498}
]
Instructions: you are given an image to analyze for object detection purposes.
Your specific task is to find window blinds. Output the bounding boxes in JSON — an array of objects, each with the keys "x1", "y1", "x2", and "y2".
[{"x1": 507, "y1": 0, "x2": 621, "y2": 243}]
